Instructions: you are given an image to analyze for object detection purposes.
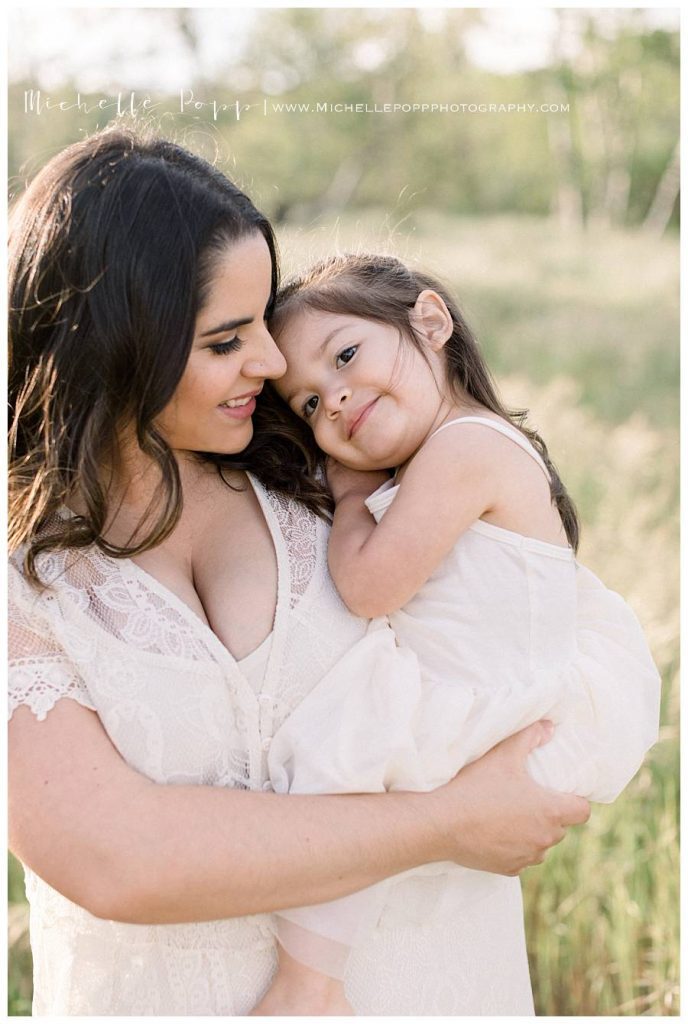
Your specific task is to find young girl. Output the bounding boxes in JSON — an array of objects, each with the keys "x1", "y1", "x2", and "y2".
[{"x1": 254, "y1": 253, "x2": 660, "y2": 1014}]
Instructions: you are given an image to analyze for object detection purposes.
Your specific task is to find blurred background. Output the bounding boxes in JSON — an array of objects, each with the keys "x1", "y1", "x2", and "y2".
[{"x1": 8, "y1": 6, "x2": 679, "y2": 1016}]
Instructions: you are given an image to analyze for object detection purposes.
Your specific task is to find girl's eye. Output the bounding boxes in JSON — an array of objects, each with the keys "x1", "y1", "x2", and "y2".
[
  {"x1": 209, "y1": 336, "x2": 242, "y2": 356},
  {"x1": 336, "y1": 345, "x2": 358, "y2": 368},
  {"x1": 303, "y1": 395, "x2": 319, "y2": 419}
]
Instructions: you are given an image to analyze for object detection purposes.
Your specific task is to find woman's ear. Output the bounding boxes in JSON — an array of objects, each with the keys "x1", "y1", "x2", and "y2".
[{"x1": 410, "y1": 290, "x2": 453, "y2": 351}]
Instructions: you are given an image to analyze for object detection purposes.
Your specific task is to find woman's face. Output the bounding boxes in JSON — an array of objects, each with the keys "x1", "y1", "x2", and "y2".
[
  {"x1": 156, "y1": 234, "x2": 287, "y2": 455},
  {"x1": 274, "y1": 307, "x2": 448, "y2": 470}
]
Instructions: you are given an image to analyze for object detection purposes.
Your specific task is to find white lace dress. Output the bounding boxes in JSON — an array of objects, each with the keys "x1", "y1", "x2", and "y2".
[{"x1": 9, "y1": 475, "x2": 534, "y2": 1016}]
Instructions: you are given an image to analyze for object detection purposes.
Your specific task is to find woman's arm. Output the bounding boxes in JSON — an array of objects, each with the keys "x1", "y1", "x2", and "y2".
[{"x1": 9, "y1": 699, "x2": 589, "y2": 925}]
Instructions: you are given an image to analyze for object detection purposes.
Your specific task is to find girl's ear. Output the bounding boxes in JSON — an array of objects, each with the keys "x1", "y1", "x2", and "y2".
[{"x1": 410, "y1": 290, "x2": 453, "y2": 351}]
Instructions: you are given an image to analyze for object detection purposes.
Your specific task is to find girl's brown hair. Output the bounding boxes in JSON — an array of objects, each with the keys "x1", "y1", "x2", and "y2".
[{"x1": 262, "y1": 252, "x2": 579, "y2": 550}]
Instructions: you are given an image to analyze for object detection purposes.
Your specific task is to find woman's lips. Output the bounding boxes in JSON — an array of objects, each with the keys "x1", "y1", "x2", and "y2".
[
  {"x1": 217, "y1": 395, "x2": 257, "y2": 420},
  {"x1": 348, "y1": 398, "x2": 379, "y2": 438}
]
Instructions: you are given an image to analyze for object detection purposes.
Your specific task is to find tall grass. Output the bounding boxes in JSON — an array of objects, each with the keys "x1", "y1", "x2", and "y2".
[
  {"x1": 8, "y1": 214, "x2": 678, "y2": 1015},
  {"x1": 504, "y1": 375, "x2": 679, "y2": 1016}
]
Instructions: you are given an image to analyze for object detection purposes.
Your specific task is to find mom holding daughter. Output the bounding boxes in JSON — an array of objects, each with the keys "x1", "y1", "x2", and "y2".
[{"x1": 8, "y1": 125, "x2": 659, "y2": 1016}]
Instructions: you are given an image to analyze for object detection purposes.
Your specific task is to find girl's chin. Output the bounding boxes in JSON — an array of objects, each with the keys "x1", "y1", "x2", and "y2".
[{"x1": 348, "y1": 442, "x2": 402, "y2": 471}]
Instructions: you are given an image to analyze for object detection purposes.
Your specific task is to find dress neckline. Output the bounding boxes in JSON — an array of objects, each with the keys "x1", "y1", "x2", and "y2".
[{"x1": 59, "y1": 473, "x2": 290, "y2": 688}]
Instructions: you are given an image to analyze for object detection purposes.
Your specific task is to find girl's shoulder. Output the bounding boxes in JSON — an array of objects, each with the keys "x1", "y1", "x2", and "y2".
[
  {"x1": 402, "y1": 411, "x2": 521, "y2": 477},
  {"x1": 416, "y1": 411, "x2": 549, "y2": 483},
  {"x1": 425, "y1": 410, "x2": 525, "y2": 449}
]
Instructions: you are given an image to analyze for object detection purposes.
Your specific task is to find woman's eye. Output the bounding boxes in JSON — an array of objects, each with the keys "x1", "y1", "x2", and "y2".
[
  {"x1": 209, "y1": 336, "x2": 242, "y2": 356},
  {"x1": 336, "y1": 345, "x2": 358, "y2": 368},
  {"x1": 303, "y1": 395, "x2": 319, "y2": 419}
]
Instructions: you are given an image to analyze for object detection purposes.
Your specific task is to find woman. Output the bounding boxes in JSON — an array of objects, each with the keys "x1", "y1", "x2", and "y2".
[{"x1": 8, "y1": 125, "x2": 591, "y2": 1015}]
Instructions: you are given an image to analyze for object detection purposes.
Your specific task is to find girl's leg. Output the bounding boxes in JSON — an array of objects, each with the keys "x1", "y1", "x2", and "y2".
[{"x1": 249, "y1": 945, "x2": 353, "y2": 1016}]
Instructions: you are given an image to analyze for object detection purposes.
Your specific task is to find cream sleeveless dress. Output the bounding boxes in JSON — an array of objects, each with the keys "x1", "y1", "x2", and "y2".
[
  {"x1": 268, "y1": 418, "x2": 661, "y2": 985},
  {"x1": 8, "y1": 468, "x2": 659, "y2": 1015}
]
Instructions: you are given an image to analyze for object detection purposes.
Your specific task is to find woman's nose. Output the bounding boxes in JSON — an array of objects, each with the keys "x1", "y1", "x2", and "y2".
[{"x1": 243, "y1": 329, "x2": 288, "y2": 381}]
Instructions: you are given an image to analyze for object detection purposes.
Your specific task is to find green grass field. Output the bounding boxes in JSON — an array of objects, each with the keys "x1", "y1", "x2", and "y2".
[{"x1": 8, "y1": 214, "x2": 679, "y2": 1016}]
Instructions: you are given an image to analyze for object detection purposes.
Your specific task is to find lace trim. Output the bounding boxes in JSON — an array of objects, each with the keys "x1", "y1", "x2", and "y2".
[
  {"x1": 263, "y1": 489, "x2": 318, "y2": 608},
  {"x1": 11, "y1": 543, "x2": 226, "y2": 667},
  {"x1": 8, "y1": 659, "x2": 97, "y2": 722}
]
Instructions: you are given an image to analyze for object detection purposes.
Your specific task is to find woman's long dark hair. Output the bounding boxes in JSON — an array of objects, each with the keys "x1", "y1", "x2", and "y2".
[
  {"x1": 262, "y1": 253, "x2": 580, "y2": 550},
  {"x1": 9, "y1": 122, "x2": 279, "y2": 583}
]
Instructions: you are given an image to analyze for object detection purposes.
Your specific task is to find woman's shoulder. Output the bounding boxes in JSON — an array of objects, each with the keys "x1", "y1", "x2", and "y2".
[{"x1": 8, "y1": 516, "x2": 142, "y2": 657}]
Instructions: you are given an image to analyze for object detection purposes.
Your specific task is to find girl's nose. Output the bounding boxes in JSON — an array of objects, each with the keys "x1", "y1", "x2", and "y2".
[
  {"x1": 324, "y1": 385, "x2": 352, "y2": 417},
  {"x1": 243, "y1": 329, "x2": 288, "y2": 381}
]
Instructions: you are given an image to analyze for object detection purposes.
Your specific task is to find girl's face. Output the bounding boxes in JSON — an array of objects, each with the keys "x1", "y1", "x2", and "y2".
[
  {"x1": 274, "y1": 306, "x2": 450, "y2": 470},
  {"x1": 156, "y1": 234, "x2": 287, "y2": 455}
]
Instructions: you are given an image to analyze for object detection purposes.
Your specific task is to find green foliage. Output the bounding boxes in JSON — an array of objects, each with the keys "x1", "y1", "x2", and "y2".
[
  {"x1": 8, "y1": 855, "x2": 30, "y2": 1016},
  {"x1": 8, "y1": 9, "x2": 679, "y2": 230}
]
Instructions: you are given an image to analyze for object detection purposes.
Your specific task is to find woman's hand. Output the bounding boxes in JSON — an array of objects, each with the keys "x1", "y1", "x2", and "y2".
[
  {"x1": 429, "y1": 721, "x2": 591, "y2": 875},
  {"x1": 326, "y1": 457, "x2": 390, "y2": 505}
]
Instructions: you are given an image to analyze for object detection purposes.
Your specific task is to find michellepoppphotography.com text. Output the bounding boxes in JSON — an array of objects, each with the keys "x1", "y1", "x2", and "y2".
[{"x1": 23, "y1": 89, "x2": 569, "y2": 122}]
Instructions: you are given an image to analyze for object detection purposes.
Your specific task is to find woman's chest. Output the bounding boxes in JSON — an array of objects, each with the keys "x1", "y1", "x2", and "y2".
[
  {"x1": 56, "y1": 481, "x2": 365, "y2": 786},
  {"x1": 131, "y1": 477, "x2": 278, "y2": 662},
  {"x1": 191, "y1": 484, "x2": 278, "y2": 661}
]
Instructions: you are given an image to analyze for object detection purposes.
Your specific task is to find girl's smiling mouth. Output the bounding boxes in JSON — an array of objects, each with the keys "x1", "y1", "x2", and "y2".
[{"x1": 347, "y1": 397, "x2": 380, "y2": 439}]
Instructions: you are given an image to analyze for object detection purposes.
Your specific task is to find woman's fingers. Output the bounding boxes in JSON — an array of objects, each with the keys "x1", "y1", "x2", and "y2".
[
  {"x1": 493, "y1": 720, "x2": 592, "y2": 826},
  {"x1": 551, "y1": 791, "x2": 591, "y2": 827},
  {"x1": 495, "y1": 719, "x2": 555, "y2": 761},
  {"x1": 436, "y1": 720, "x2": 593, "y2": 875}
]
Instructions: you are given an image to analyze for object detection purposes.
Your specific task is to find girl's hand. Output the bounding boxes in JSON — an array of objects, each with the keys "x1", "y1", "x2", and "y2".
[
  {"x1": 326, "y1": 458, "x2": 390, "y2": 505},
  {"x1": 430, "y1": 721, "x2": 591, "y2": 875}
]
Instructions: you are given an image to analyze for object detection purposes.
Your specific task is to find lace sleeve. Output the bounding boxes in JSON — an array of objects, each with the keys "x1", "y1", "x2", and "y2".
[{"x1": 8, "y1": 562, "x2": 97, "y2": 722}]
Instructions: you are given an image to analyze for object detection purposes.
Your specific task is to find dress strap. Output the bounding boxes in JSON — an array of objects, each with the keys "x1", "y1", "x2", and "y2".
[{"x1": 427, "y1": 416, "x2": 551, "y2": 482}]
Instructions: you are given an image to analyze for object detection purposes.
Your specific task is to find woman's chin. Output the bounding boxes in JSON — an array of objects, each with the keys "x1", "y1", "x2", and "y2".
[
  {"x1": 214, "y1": 427, "x2": 254, "y2": 455},
  {"x1": 181, "y1": 422, "x2": 255, "y2": 457}
]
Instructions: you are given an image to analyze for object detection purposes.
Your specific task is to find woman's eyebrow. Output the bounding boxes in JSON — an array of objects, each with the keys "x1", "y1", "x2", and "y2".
[{"x1": 200, "y1": 316, "x2": 253, "y2": 337}]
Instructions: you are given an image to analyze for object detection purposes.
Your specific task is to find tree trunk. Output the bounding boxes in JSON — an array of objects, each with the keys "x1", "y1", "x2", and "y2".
[
  {"x1": 643, "y1": 140, "x2": 680, "y2": 237},
  {"x1": 546, "y1": 94, "x2": 585, "y2": 230}
]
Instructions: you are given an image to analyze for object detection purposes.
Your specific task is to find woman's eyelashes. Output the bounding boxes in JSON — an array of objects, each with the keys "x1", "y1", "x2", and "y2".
[{"x1": 208, "y1": 336, "x2": 243, "y2": 356}]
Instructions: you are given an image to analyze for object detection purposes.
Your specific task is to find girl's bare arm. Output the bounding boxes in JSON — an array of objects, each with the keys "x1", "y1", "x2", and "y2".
[
  {"x1": 9, "y1": 700, "x2": 589, "y2": 925},
  {"x1": 328, "y1": 427, "x2": 497, "y2": 618}
]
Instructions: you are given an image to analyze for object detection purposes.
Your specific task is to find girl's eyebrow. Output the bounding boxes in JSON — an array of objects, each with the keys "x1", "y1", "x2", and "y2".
[
  {"x1": 317, "y1": 324, "x2": 349, "y2": 354},
  {"x1": 285, "y1": 383, "x2": 303, "y2": 406},
  {"x1": 200, "y1": 316, "x2": 253, "y2": 337}
]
